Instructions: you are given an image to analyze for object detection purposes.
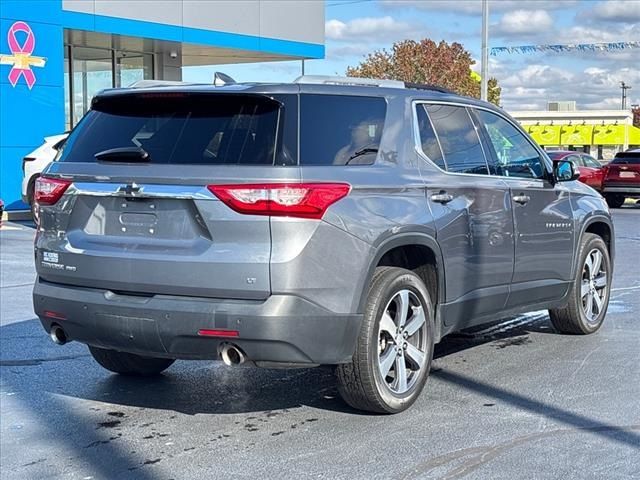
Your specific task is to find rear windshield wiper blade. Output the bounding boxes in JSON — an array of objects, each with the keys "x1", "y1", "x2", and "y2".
[
  {"x1": 95, "y1": 147, "x2": 151, "y2": 162},
  {"x1": 346, "y1": 147, "x2": 379, "y2": 164}
]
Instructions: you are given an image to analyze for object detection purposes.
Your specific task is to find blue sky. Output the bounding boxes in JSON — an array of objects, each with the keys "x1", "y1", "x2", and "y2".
[{"x1": 184, "y1": 0, "x2": 640, "y2": 111}]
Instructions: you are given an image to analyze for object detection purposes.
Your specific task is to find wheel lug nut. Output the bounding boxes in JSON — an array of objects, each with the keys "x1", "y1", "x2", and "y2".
[{"x1": 403, "y1": 332, "x2": 408, "y2": 339}]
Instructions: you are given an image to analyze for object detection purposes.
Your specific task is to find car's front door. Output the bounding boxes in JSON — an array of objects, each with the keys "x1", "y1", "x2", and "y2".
[
  {"x1": 472, "y1": 109, "x2": 575, "y2": 308},
  {"x1": 414, "y1": 103, "x2": 515, "y2": 328}
]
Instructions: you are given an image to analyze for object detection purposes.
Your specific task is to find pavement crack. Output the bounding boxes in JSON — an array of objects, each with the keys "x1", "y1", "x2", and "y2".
[
  {"x1": 401, "y1": 424, "x2": 640, "y2": 480},
  {"x1": 0, "y1": 354, "x2": 90, "y2": 367}
]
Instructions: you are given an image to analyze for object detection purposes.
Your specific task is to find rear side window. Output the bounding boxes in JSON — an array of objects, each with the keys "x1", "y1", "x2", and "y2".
[
  {"x1": 582, "y1": 155, "x2": 601, "y2": 168},
  {"x1": 415, "y1": 104, "x2": 446, "y2": 170},
  {"x1": 60, "y1": 93, "x2": 297, "y2": 166},
  {"x1": 426, "y1": 104, "x2": 488, "y2": 175},
  {"x1": 300, "y1": 94, "x2": 386, "y2": 165}
]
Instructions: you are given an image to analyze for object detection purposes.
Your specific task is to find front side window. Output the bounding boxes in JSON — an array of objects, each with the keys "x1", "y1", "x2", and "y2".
[
  {"x1": 426, "y1": 104, "x2": 488, "y2": 175},
  {"x1": 415, "y1": 104, "x2": 446, "y2": 170},
  {"x1": 300, "y1": 95, "x2": 386, "y2": 165},
  {"x1": 474, "y1": 109, "x2": 544, "y2": 179},
  {"x1": 565, "y1": 154, "x2": 582, "y2": 166}
]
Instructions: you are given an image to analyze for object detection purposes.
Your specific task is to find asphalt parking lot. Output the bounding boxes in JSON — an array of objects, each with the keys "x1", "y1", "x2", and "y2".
[{"x1": 1, "y1": 205, "x2": 639, "y2": 480}]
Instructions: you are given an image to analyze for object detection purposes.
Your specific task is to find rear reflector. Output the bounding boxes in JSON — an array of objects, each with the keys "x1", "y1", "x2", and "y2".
[
  {"x1": 44, "y1": 310, "x2": 67, "y2": 321},
  {"x1": 208, "y1": 183, "x2": 351, "y2": 219},
  {"x1": 35, "y1": 177, "x2": 72, "y2": 205},
  {"x1": 198, "y1": 329, "x2": 240, "y2": 338}
]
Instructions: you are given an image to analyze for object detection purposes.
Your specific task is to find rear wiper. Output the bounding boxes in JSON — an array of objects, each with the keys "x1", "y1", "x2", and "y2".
[
  {"x1": 346, "y1": 147, "x2": 378, "y2": 164},
  {"x1": 95, "y1": 147, "x2": 151, "y2": 162}
]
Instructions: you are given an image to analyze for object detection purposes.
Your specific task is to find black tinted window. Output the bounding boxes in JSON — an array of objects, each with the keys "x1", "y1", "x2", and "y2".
[
  {"x1": 60, "y1": 93, "x2": 297, "y2": 165},
  {"x1": 612, "y1": 152, "x2": 640, "y2": 164},
  {"x1": 426, "y1": 105, "x2": 488, "y2": 174},
  {"x1": 473, "y1": 109, "x2": 544, "y2": 179},
  {"x1": 415, "y1": 104, "x2": 445, "y2": 169},
  {"x1": 300, "y1": 94, "x2": 386, "y2": 165}
]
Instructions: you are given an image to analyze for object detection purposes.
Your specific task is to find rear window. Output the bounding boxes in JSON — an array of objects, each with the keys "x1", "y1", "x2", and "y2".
[
  {"x1": 611, "y1": 152, "x2": 640, "y2": 165},
  {"x1": 59, "y1": 93, "x2": 297, "y2": 166},
  {"x1": 300, "y1": 94, "x2": 387, "y2": 165}
]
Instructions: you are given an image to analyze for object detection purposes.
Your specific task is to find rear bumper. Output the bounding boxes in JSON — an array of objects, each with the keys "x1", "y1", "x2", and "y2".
[
  {"x1": 33, "y1": 278, "x2": 362, "y2": 365},
  {"x1": 602, "y1": 185, "x2": 640, "y2": 195}
]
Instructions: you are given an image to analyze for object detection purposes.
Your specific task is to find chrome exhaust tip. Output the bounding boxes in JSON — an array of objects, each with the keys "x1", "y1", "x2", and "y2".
[
  {"x1": 50, "y1": 324, "x2": 67, "y2": 345},
  {"x1": 219, "y1": 343, "x2": 246, "y2": 366}
]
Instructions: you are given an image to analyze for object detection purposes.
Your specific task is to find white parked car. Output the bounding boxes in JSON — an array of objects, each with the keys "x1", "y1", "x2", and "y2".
[{"x1": 22, "y1": 133, "x2": 68, "y2": 217}]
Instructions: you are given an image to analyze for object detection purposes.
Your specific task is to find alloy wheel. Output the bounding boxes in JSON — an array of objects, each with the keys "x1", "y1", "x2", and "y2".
[
  {"x1": 581, "y1": 248, "x2": 608, "y2": 324},
  {"x1": 377, "y1": 289, "x2": 428, "y2": 394}
]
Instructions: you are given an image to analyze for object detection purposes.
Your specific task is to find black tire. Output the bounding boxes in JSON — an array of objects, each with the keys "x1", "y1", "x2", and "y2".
[
  {"x1": 89, "y1": 346, "x2": 175, "y2": 376},
  {"x1": 336, "y1": 267, "x2": 435, "y2": 414},
  {"x1": 605, "y1": 194, "x2": 625, "y2": 208},
  {"x1": 549, "y1": 233, "x2": 611, "y2": 334}
]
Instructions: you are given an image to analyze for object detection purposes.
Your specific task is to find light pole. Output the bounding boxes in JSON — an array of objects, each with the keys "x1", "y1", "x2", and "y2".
[
  {"x1": 481, "y1": 0, "x2": 489, "y2": 101},
  {"x1": 621, "y1": 81, "x2": 631, "y2": 109}
]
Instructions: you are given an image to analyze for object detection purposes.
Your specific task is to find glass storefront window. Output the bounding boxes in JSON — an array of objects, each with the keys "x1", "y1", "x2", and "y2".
[
  {"x1": 64, "y1": 46, "x2": 155, "y2": 127},
  {"x1": 116, "y1": 51, "x2": 153, "y2": 88}
]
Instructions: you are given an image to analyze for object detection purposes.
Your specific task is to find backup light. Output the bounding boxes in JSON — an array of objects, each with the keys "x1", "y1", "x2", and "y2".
[{"x1": 208, "y1": 183, "x2": 351, "y2": 219}]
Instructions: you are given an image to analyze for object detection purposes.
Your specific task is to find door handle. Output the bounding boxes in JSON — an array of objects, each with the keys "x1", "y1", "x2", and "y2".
[
  {"x1": 430, "y1": 192, "x2": 454, "y2": 204},
  {"x1": 512, "y1": 194, "x2": 530, "y2": 205}
]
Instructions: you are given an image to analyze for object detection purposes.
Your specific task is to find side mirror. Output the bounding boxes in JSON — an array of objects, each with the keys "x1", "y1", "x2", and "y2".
[{"x1": 553, "y1": 159, "x2": 580, "y2": 182}]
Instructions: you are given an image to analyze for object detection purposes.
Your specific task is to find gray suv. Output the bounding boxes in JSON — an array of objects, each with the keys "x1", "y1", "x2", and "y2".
[{"x1": 33, "y1": 76, "x2": 614, "y2": 413}]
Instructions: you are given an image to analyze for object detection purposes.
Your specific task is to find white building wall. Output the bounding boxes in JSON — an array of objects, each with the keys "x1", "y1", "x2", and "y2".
[{"x1": 62, "y1": 0, "x2": 324, "y2": 45}]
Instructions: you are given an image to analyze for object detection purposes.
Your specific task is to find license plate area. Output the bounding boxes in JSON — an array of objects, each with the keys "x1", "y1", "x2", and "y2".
[
  {"x1": 619, "y1": 171, "x2": 636, "y2": 178},
  {"x1": 76, "y1": 196, "x2": 209, "y2": 240}
]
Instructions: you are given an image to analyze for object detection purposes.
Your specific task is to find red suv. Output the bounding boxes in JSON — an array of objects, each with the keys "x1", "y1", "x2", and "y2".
[{"x1": 602, "y1": 150, "x2": 640, "y2": 208}]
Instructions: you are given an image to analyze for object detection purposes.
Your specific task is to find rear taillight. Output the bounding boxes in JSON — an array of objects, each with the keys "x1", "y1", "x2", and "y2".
[
  {"x1": 35, "y1": 177, "x2": 71, "y2": 205},
  {"x1": 208, "y1": 183, "x2": 351, "y2": 219}
]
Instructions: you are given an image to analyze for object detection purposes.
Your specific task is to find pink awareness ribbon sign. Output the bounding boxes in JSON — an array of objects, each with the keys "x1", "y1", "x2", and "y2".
[{"x1": 0, "y1": 21, "x2": 46, "y2": 89}]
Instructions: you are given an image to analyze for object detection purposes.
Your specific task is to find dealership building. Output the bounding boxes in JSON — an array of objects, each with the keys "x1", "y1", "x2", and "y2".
[{"x1": 0, "y1": 0, "x2": 324, "y2": 210}]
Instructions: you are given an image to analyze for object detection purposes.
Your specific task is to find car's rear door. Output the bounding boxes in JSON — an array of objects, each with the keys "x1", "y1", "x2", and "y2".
[
  {"x1": 36, "y1": 90, "x2": 300, "y2": 300},
  {"x1": 471, "y1": 108, "x2": 575, "y2": 307},
  {"x1": 414, "y1": 102, "x2": 515, "y2": 328}
]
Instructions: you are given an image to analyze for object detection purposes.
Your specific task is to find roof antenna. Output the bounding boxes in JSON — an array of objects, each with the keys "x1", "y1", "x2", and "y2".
[{"x1": 213, "y1": 72, "x2": 236, "y2": 86}]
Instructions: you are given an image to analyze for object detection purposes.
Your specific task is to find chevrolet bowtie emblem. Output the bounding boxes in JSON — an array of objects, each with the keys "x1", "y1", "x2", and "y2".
[{"x1": 118, "y1": 183, "x2": 142, "y2": 196}]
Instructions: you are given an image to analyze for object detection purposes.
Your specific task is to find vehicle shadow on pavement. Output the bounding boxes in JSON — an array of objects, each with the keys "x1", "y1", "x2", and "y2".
[{"x1": 2, "y1": 311, "x2": 639, "y2": 477}]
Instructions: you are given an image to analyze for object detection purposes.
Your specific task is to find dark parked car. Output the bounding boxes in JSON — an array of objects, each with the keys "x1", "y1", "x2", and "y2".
[
  {"x1": 547, "y1": 150, "x2": 605, "y2": 191},
  {"x1": 601, "y1": 151, "x2": 640, "y2": 207},
  {"x1": 33, "y1": 76, "x2": 614, "y2": 413}
]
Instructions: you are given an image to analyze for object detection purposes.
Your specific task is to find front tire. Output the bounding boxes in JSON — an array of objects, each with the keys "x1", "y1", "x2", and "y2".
[
  {"x1": 336, "y1": 267, "x2": 434, "y2": 414},
  {"x1": 89, "y1": 346, "x2": 175, "y2": 376},
  {"x1": 549, "y1": 233, "x2": 611, "y2": 334},
  {"x1": 605, "y1": 194, "x2": 625, "y2": 208}
]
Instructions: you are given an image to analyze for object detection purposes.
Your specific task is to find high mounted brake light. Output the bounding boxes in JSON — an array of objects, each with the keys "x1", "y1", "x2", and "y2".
[
  {"x1": 208, "y1": 183, "x2": 351, "y2": 219},
  {"x1": 35, "y1": 177, "x2": 71, "y2": 205}
]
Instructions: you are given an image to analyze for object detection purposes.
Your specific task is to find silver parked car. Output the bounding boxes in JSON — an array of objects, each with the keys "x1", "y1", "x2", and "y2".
[{"x1": 33, "y1": 76, "x2": 614, "y2": 413}]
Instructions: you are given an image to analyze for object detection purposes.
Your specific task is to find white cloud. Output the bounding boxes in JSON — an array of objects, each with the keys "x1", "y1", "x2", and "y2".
[
  {"x1": 500, "y1": 65, "x2": 640, "y2": 111},
  {"x1": 586, "y1": 0, "x2": 640, "y2": 23},
  {"x1": 325, "y1": 16, "x2": 418, "y2": 42},
  {"x1": 493, "y1": 10, "x2": 554, "y2": 36},
  {"x1": 380, "y1": 0, "x2": 578, "y2": 15}
]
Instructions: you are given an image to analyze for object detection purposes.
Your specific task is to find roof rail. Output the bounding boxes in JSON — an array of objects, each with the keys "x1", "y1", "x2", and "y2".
[
  {"x1": 404, "y1": 82, "x2": 455, "y2": 94},
  {"x1": 294, "y1": 75, "x2": 405, "y2": 89}
]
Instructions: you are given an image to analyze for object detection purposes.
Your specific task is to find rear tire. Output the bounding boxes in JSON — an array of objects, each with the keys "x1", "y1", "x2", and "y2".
[
  {"x1": 605, "y1": 194, "x2": 625, "y2": 208},
  {"x1": 549, "y1": 233, "x2": 611, "y2": 334},
  {"x1": 336, "y1": 267, "x2": 434, "y2": 414},
  {"x1": 89, "y1": 346, "x2": 175, "y2": 376}
]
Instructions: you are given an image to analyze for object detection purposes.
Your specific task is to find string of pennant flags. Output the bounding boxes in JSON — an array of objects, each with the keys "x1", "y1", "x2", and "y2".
[{"x1": 490, "y1": 41, "x2": 640, "y2": 56}]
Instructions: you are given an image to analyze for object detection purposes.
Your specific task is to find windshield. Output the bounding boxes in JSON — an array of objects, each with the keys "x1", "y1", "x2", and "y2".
[{"x1": 59, "y1": 93, "x2": 296, "y2": 166}]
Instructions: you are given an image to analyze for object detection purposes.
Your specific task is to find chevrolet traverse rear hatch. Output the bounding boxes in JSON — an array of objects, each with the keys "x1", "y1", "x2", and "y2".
[{"x1": 35, "y1": 89, "x2": 300, "y2": 300}]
